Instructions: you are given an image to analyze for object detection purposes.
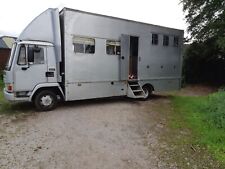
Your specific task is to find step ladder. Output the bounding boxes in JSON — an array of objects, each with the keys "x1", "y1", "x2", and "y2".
[{"x1": 127, "y1": 80, "x2": 146, "y2": 98}]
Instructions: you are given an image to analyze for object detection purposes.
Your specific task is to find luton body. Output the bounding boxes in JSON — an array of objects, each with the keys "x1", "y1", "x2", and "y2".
[{"x1": 3, "y1": 8, "x2": 183, "y2": 111}]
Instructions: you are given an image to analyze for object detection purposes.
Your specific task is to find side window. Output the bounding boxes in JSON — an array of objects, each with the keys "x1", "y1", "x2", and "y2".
[
  {"x1": 17, "y1": 45, "x2": 26, "y2": 65},
  {"x1": 106, "y1": 40, "x2": 121, "y2": 55},
  {"x1": 73, "y1": 37, "x2": 95, "y2": 54},
  {"x1": 173, "y1": 36, "x2": 179, "y2": 47},
  {"x1": 163, "y1": 35, "x2": 169, "y2": 46},
  {"x1": 152, "y1": 34, "x2": 158, "y2": 45},
  {"x1": 28, "y1": 45, "x2": 45, "y2": 64}
]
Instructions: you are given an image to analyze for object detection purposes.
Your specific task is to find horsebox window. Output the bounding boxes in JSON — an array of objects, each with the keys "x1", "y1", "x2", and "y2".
[
  {"x1": 152, "y1": 34, "x2": 158, "y2": 45},
  {"x1": 106, "y1": 40, "x2": 121, "y2": 55},
  {"x1": 173, "y1": 36, "x2": 179, "y2": 47},
  {"x1": 73, "y1": 36, "x2": 95, "y2": 54},
  {"x1": 163, "y1": 35, "x2": 169, "y2": 46}
]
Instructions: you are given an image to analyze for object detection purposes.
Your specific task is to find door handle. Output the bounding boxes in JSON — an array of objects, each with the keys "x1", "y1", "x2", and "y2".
[
  {"x1": 121, "y1": 56, "x2": 125, "y2": 60},
  {"x1": 21, "y1": 67, "x2": 28, "y2": 71}
]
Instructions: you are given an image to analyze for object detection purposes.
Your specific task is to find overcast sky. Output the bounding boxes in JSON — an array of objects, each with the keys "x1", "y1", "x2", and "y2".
[{"x1": 0, "y1": 0, "x2": 187, "y2": 37}]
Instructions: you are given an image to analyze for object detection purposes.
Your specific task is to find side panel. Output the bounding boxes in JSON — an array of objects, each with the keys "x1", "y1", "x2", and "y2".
[
  {"x1": 139, "y1": 78, "x2": 180, "y2": 91},
  {"x1": 138, "y1": 35, "x2": 181, "y2": 79},
  {"x1": 120, "y1": 35, "x2": 130, "y2": 80},
  {"x1": 65, "y1": 38, "x2": 120, "y2": 82},
  {"x1": 66, "y1": 82, "x2": 126, "y2": 100},
  {"x1": 138, "y1": 34, "x2": 182, "y2": 91}
]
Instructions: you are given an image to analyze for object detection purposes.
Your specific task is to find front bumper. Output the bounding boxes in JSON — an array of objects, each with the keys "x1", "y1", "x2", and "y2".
[{"x1": 4, "y1": 88, "x2": 30, "y2": 102}]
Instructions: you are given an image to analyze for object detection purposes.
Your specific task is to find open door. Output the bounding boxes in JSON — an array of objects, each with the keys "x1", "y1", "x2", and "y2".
[
  {"x1": 120, "y1": 35, "x2": 139, "y2": 81},
  {"x1": 120, "y1": 34, "x2": 130, "y2": 80}
]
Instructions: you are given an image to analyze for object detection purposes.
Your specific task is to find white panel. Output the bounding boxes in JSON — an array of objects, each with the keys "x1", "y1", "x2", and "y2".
[{"x1": 66, "y1": 81, "x2": 127, "y2": 101}]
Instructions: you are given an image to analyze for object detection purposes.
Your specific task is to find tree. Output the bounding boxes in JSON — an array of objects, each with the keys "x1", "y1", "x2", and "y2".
[
  {"x1": 183, "y1": 38, "x2": 225, "y2": 84},
  {"x1": 181, "y1": 0, "x2": 225, "y2": 84},
  {"x1": 182, "y1": 0, "x2": 225, "y2": 49}
]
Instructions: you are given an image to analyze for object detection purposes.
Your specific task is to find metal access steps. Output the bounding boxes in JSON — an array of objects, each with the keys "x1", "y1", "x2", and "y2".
[{"x1": 127, "y1": 81, "x2": 146, "y2": 98}]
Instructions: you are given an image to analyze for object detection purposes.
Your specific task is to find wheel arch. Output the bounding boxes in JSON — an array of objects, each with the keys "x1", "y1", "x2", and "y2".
[
  {"x1": 29, "y1": 83, "x2": 64, "y2": 102},
  {"x1": 142, "y1": 83, "x2": 154, "y2": 92}
]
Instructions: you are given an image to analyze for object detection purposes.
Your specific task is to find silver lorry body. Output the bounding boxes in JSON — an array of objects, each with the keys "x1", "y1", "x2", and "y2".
[
  {"x1": 3, "y1": 8, "x2": 183, "y2": 107},
  {"x1": 60, "y1": 8, "x2": 183, "y2": 101}
]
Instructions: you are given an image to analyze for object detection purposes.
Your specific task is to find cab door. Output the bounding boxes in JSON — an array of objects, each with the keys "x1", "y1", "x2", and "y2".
[
  {"x1": 120, "y1": 34, "x2": 130, "y2": 80},
  {"x1": 14, "y1": 44, "x2": 48, "y2": 92}
]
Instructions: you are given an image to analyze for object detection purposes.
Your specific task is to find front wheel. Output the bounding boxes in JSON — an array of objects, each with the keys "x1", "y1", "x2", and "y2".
[
  {"x1": 34, "y1": 90, "x2": 57, "y2": 111},
  {"x1": 142, "y1": 86, "x2": 152, "y2": 100}
]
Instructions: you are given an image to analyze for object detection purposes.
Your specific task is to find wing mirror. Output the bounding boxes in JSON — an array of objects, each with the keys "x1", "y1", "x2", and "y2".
[
  {"x1": 33, "y1": 46, "x2": 41, "y2": 53},
  {"x1": 28, "y1": 46, "x2": 41, "y2": 63}
]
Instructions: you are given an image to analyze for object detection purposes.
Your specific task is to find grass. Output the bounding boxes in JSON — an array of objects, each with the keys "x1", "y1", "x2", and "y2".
[{"x1": 171, "y1": 92, "x2": 225, "y2": 165}]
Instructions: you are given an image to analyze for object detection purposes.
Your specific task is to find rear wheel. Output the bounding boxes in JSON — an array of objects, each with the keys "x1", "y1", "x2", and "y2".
[
  {"x1": 142, "y1": 86, "x2": 152, "y2": 100},
  {"x1": 34, "y1": 90, "x2": 57, "y2": 111}
]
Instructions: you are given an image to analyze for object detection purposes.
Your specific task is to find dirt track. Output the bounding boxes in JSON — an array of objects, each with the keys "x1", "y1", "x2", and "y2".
[
  {"x1": 1, "y1": 84, "x2": 219, "y2": 169},
  {"x1": 0, "y1": 95, "x2": 177, "y2": 169}
]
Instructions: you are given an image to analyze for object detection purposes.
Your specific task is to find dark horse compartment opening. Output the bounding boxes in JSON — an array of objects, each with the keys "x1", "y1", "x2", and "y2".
[{"x1": 129, "y1": 36, "x2": 139, "y2": 79}]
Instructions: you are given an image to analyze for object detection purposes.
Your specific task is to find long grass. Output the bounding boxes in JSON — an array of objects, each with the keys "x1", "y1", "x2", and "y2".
[{"x1": 172, "y1": 92, "x2": 225, "y2": 164}]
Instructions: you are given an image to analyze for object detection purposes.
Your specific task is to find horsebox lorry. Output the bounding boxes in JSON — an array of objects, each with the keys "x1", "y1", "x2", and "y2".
[{"x1": 3, "y1": 8, "x2": 183, "y2": 111}]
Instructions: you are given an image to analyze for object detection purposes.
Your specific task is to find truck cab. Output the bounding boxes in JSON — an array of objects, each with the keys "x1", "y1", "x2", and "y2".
[{"x1": 4, "y1": 9, "x2": 63, "y2": 111}]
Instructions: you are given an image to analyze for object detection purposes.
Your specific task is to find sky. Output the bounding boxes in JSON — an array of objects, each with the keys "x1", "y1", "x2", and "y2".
[{"x1": 0, "y1": 0, "x2": 187, "y2": 37}]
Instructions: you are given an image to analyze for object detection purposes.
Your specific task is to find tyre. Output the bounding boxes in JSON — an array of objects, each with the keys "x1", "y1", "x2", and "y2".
[
  {"x1": 142, "y1": 86, "x2": 152, "y2": 100},
  {"x1": 34, "y1": 90, "x2": 57, "y2": 111}
]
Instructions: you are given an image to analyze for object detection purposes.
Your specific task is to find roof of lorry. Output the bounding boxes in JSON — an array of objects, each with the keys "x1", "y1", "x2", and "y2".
[{"x1": 60, "y1": 7, "x2": 184, "y2": 32}]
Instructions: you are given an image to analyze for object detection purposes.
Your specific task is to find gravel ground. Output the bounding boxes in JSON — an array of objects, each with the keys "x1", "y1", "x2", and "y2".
[{"x1": 0, "y1": 96, "x2": 176, "y2": 169}]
